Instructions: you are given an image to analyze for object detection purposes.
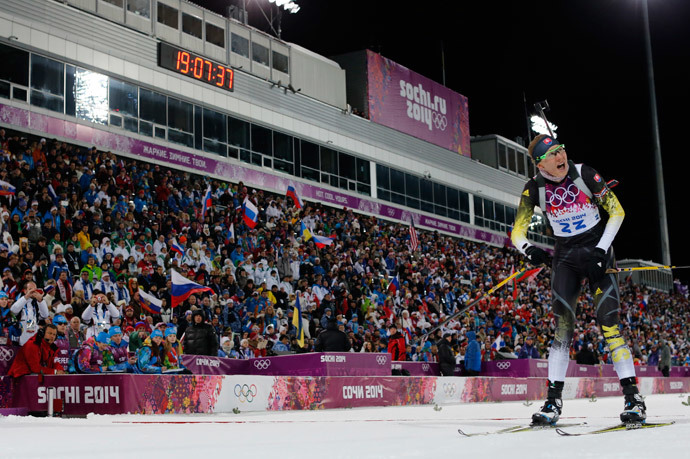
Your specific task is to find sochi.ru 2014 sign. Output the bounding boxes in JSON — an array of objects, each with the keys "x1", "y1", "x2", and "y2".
[{"x1": 366, "y1": 50, "x2": 471, "y2": 157}]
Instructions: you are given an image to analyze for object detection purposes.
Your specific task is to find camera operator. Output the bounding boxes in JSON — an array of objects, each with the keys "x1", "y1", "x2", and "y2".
[{"x1": 8, "y1": 323, "x2": 66, "y2": 377}]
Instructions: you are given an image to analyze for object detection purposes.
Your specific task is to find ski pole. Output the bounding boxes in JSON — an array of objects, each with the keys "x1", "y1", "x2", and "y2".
[
  {"x1": 421, "y1": 267, "x2": 529, "y2": 338},
  {"x1": 606, "y1": 265, "x2": 690, "y2": 274}
]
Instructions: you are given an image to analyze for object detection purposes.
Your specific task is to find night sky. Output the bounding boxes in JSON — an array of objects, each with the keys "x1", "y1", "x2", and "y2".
[{"x1": 204, "y1": 0, "x2": 690, "y2": 284}]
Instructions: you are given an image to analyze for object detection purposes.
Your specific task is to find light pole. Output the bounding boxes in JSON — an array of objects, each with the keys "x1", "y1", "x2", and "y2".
[{"x1": 641, "y1": 0, "x2": 670, "y2": 265}]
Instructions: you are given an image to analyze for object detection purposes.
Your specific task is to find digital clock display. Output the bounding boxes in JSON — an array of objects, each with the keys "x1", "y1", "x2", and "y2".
[{"x1": 158, "y1": 42, "x2": 234, "y2": 92}]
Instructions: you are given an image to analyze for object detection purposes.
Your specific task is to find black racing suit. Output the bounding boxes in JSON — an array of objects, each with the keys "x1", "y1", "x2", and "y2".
[{"x1": 511, "y1": 161, "x2": 634, "y2": 384}]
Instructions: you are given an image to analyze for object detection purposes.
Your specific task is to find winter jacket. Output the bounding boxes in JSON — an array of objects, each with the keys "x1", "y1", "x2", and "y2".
[
  {"x1": 387, "y1": 331, "x2": 407, "y2": 361},
  {"x1": 464, "y1": 331, "x2": 482, "y2": 373},
  {"x1": 71, "y1": 338, "x2": 105, "y2": 373},
  {"x1": 438, "y1": 339, "x2": 456, "y2": 375},
  {"x1": 182, "y1": 310, "x2": 218, "y2": 356},
  {"x1": 103, "y1": 340, "x2": 132, "y2": 372},
  {"x1": 135, "y1": 338, "x2": 162, "y2": 374},
  {"x1": 517, "y1": 343, "x2": 540, "y2": 359},
  {"x1": 53, "y1": 333, "x2": 71, "y2": 368},
  {"x1": 8, "y1": 332, "x2": 64, "y2": 377},
  {"x1": 314, "y1": 319, "x2": 350, "y2": 352}
]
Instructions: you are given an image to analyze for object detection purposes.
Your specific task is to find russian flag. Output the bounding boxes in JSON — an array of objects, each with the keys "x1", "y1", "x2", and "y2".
[
  {"x1": 311, "y1": 234, "x2": 334, "y2": 249},
  {"x1": 286, "y1": 185, "x2": 303, "y2": 209},
  {"x1": 202, "y1": 184, "x2": 212, "y2": 219},
  {"x1": 0, "y1": 180, "x2": 16, "y2": 196},
  {"x1": 243, "y1": 197, "x2": 259, "y2": 229},
  {"x1": 170, "y1": 238, "x2": 184, "y2": 256},
  {"x1": 292, "y1": 293, "x2": 304, "y2": 348},
  {"x1": 171, "y1": 269, "x2": 213, "y2": 308},
  {"x1": 47, "y1": 184, "x2": 58, "y2": 201},
  {"x1": 388, "y1": 275, "x2": 400, "y2": 294},
  {"x1": 139, "y1": 288, "x2": 162, "y2": 315}
]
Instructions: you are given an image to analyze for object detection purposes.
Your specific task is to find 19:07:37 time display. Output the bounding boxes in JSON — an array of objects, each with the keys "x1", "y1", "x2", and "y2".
[{"x1": 175, "y1": 51, "x2": 234, "y2": 90}]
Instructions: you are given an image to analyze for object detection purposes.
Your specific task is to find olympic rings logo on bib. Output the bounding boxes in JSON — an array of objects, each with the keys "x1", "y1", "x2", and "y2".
[{"x1": 546, "y1": 184, "x2": 580, "y2": 208}]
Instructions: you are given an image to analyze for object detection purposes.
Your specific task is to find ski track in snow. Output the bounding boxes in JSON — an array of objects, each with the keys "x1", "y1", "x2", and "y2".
[{"x1": 1, "y1": 393, "x2": 689, "y2": 458}]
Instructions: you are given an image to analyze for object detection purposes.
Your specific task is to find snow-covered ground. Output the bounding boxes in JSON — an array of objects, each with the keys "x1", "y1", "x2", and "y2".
[{"x1": 1, "y1": 393, "x2": 689, "y2": 458}]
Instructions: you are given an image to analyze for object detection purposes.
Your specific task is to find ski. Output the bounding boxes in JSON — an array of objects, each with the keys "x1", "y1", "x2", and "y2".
[
  {"x1": 458, "y1": 422, "x2": 585, "y2": 437},
  {"x1": 555, "y1": 421, "x2": 675, "y2": 437}
]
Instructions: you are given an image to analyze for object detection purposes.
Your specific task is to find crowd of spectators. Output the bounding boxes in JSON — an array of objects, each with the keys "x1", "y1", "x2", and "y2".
[{"x1": 0, "y1": 127, "x2": 689, "y2": 377}]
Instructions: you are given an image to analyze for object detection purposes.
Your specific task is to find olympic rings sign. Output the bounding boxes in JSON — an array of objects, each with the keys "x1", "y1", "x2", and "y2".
[
  {"x1": 546, "y1": 184, "x2": 580, "y2": 208},
  {"x1": 0, "y1": 346, "x2": 15, "y2": 361},
  {"x1": 234, "y1": 384, "x2": 258, "y2": 403},
  {"x1": 253, "y1": 359, "x2": 271, "y2": 370},
  {"x1": 432, "y1": 113, "x2": 447, "y2": 131},
  {"x1": 442, "y1": 383, "x2": 457, "y2": 397},
  {"x1": 376, "y1": 355, "x2": 388, "y2": 366},
  {"x1": 496, "y1": 361, "x2": 511, "y2": 370}
]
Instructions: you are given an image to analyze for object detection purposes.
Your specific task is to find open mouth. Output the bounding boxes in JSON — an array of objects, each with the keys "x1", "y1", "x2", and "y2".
[{"x1": 556, "y1": 163, "x2": 566, "y2": 170}]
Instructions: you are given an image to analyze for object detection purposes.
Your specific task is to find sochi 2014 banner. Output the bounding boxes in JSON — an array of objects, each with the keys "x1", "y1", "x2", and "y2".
[{"x1": 366, "y1": 50, "x2": 471, "y2": 157}]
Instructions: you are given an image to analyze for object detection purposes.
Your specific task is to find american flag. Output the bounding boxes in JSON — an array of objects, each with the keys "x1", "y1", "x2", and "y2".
[{"x1": 409, "y1": 219, "x2": 419, "y2": 252}]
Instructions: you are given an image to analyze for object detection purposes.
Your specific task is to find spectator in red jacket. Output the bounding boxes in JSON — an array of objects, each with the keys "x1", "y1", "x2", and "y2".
[
  {"x1": 8, "y1": 324, "x2": 66, "y2": 377},
  {"x1": 387, "y1": 324, "x2": 406, "y2": 361}
]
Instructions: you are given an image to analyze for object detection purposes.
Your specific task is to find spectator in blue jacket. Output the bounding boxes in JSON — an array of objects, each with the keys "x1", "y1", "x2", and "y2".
[
  {"x1": 517, "y1": 336, "x2": 541, "y2": 359},
  {"x1": 464, "y1": 331, "x2": 481, "y2": 376}
]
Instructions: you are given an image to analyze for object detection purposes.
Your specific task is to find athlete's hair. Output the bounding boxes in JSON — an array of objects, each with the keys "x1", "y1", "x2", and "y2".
[{"x1": 527, "y1": 134, "x2": 549, "y2": 166}]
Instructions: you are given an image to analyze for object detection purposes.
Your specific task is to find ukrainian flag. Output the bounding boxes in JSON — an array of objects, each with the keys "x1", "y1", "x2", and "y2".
[{"x1": 293, "y1": 294, "x2": 304, "y2": 348}]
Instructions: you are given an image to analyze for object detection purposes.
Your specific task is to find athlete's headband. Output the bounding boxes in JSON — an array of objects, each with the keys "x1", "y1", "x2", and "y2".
[{"x1": 531, "y1": 135, "x2": 561, "y2": 164}]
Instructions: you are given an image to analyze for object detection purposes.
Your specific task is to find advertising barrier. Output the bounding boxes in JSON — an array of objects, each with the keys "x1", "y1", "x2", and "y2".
[{"x1": 3, "y1": 374, "x2": 689, "y2": 416}]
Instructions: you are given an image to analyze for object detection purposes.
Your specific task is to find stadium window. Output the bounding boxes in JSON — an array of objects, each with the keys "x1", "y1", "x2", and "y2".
[
  {"x1": 102, "y1": 0, "x2": 124, "y2": 7},
  {"x1": 73, "y1": 68, "x2": 108, "y2": 125},
  {"x1": 420, "y1": 178, "x2": 433, "y2": 204},
  {"x1": 376, "y1": 164, "x2": 390, "y2": 191},
  {"x1": 203, "y1": 108, "x2": 227, "y2": 143},
  {"x1": 157, "y1": 3, "x2": 178, "y2": 29},
  {"x1": 231, "y1": 33, "x2": 249, "y2": 58},
  {"x1": 109, "y1": 78, "x2": 138, "y2": 118},
  {"x1": 390, "y1": 168, "x2": 404, "y2": 194},
  {"x1": 338, "y1": 152, "x2": 356, "y2": 181},
  {"x1": 273, "y1": 131, "x2": 293, "y2": 162},
  {"x1": 320, "y1": 147, "x2": 338, "y2": 175},
  {"x1": 0, "y1": 43, "x2": 29, "y2": 86},
  {"x1": 139, "y1": 88, "x2": 167, "y2": 125},
  {"x1": 518, "y1": 152, "x2": 526, "y2": 176},
  {"x1": 252, "y1": 42, "x2": 269, "y2": 66},
  {"x1": 498, "y1": 143, "x2": 507, "y2": 169},
  {"x1": 508, "y1": 147, "x2": 516, "y2": 172},
  {"x1": 182, "y1": 13, "x2": 202, "y2": 39},
  {"x1": 127, "y1": 0, "x2": 150, "y2": 18},
  {"x1": 356, "y1": 158, "x2": 370, "y2": 185},
  {"x1": 250, "y1": 124, "x2": 272, "y2": 156},
  {"x1": 227, "y1": 116, "x2": 250, "y2": 150},
  {"x1": 167, "y1": 97, "x2": 193, "y2": 133},
  {"x1": 447, "y1": 187, "x2": 459, "y2": 212},
  {"x1": 405, "y1": 173, "x2": 420, "y2": 199},
  {"x1": 30, "y1": 54, "x2": 64, "y2": 114},
  {"x1": 206, "y1": 23, "x2": 225, "y2": 48},
  {"x1": 272, "y1": 51, "x2": 289, "y2": 73}
]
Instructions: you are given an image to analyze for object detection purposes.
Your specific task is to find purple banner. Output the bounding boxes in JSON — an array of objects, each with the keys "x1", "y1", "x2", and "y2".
[
  {"x1": 394, "y1": 361, "x2": 440, "y2": 376},
  {"x1": 181, "y1": 352, "x2": 391, "y2": 376},
  {"x1": 0, "y1": 345, "x2": 18, "y2": 376},
  {"x1": 366, "y1": 50, "x2": 471, "y2": 157}
]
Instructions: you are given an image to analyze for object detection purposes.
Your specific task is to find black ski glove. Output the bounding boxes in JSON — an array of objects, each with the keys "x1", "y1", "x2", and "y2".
[
  {"x1": 525, "y1": 246, "x2": 548, "y2": 266},
  {"x1": 587, "y1": 248, "x2": 608, "y2": 284}
]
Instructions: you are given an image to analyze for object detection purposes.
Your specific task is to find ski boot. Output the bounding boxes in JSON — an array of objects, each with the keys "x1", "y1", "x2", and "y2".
[
  {"x1": 532, "y1": 398, "x2": 562, "y2": 426},
  {"x1": 531, "y1": 380, "x2": 564, "y2": 426},
  {"x1": 620, "y1": 377, "x2": 647, "y2": 424}
]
